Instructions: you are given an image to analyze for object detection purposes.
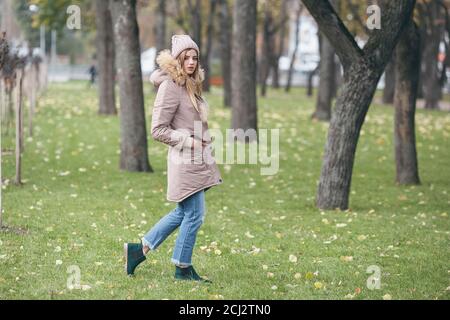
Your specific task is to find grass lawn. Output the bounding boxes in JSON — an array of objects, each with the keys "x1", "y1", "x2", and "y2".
[{"x1": 1, "y1": 81, "x2": 449, "y2": 300}]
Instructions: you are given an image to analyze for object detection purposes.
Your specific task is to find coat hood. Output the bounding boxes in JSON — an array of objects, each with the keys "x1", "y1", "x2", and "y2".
[
  {"x1": 150, "y1": 49, "x2": 205, "y2": 88},
  {"x1": 150, "y1": 49, "x2": 208, "y2": 123}
]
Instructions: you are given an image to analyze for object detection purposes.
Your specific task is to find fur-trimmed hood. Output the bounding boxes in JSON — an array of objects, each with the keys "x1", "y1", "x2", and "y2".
[
  {"x1": 150, "y1": 49, "x2": 208, "y2": 123},
  {"x1": 150, "y1": 49, "x2": 205, "y2": 88}
]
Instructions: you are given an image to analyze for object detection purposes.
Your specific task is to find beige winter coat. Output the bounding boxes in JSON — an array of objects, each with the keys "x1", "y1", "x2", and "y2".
[{"x1": 150, "y1": 50, "x2": 223, "y2": 203}]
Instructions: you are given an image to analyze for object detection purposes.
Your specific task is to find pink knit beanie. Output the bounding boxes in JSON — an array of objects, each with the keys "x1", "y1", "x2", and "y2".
[{"x1": 171, "y1": 35, "x2": 200, "y2": 58}]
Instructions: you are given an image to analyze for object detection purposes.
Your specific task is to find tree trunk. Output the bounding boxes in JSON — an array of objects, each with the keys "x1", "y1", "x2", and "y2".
[
  {"x1": 95, "y1": 0, "x2": 116, "y2": 115},
  {"x1": 202, "y1": 0, "x2": 217, "y2": 92},
  {"x1": 312, "y1": 0, "x2": 337, "y2": 120},
  {"x1": 421, "y1": 1, "x2": 444, "y2": 109},
  {"x1": 155, "y1": 0, "x2": 166, "y2": 59},
  {"x1": 307, "y1": 31, "x2": 321, "y2": 97},
  {"x1": 218, "y1": 0, "x2": 232, "y2": 107},
  {"x1": 110, "y1": 0, "x2": 152, "y2": 172},
  {"x1": 189, "y1": 0, "x2": 202, "y2": 51},
  {"x1": 260, "y1": 4, "x2": 273, "y2": 97},
  {"x1": 271, "y1": 0, "x2": 288, "y2": 89},
  {"x1": 306, "y1": 65, "x2": 319, "y2": 96},
  {"x1": 382, "y1": 56, "x2": 396, "y2": 104},
  {"x1": 0, "y1": 35, "x2": 6, "y2": 227},
  {"x1": 332, "y1": 59, "x2": 342, "y2": 98},
  {"x1": 317, "y1": 64, "x2": 381, "y2": 209},
  {"x1": 0, "y1": 33, "x2": 7, "y2": 70},
  {"x1": 231, "y1": 0, "x2": 257, "y2": 142},
  {"x1": 394, "y1": 21, "x2": 421, "y2": 185},
  {"x1": 153, "y1": 0, "x2": 166, "y2": 94},
  {"x1": 285, "y1": 3, "x2": 302, "y2": 93},
  {"x1": 28, "y1": 61, "x2": 38, "y2": 137},
  {"x1": 302, "y1": 0, "x2": 416, "y2": 210},
  {"x1": 312, "y1": 33, "x2": 335, "y2": 121},
  {"x1": 15, "y1": 69, "x2": 23, "y2": 185}
]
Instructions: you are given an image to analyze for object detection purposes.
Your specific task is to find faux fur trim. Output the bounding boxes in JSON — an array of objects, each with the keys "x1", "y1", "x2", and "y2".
[
  {"x1": 155, "y1": 49, "x2": 208, "y2": 123},
  {"x1": 155, "y1": 49, "x2": 204, "y2": 87}
]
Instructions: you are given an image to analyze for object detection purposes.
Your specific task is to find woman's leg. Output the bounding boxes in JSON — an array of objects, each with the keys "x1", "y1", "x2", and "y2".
[
  {"x1": 171, "y1": 189, "x2": 205, "y2": 267},
  {"x1": 141, "y1": 204, "x2": 184, "y2": 251}
]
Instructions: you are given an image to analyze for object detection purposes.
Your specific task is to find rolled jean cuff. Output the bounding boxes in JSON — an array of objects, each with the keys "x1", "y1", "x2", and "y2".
[
  {"x1": 171, "y1": 258, "x2": 191, "y2": 267},
  {"x1": 141, "y1": 237, "x2": 154, "y2": 250}
]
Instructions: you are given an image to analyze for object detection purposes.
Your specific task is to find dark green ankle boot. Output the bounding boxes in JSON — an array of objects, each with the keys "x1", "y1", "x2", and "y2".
[
  {"x1": 174, "y1": 266, "x2": 212, "y2": 283},
  {"x1": 124, "y1": 242, "x2": 146, "y2": 276}
]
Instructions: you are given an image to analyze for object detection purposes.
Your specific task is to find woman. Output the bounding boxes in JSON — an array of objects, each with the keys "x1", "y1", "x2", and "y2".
[{"x1": 124, "y1": 35, "x2": 223, "y2": 282}]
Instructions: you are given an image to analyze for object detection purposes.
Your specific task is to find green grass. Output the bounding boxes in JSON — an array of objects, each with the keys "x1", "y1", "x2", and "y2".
[{"x1": 1, "y1": 81, "x2": 449, "y2": 300}]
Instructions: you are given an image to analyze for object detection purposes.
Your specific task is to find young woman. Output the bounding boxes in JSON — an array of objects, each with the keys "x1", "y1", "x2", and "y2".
[{"x1": 124, "y1": 35, "x2": 223, "y2": 282}]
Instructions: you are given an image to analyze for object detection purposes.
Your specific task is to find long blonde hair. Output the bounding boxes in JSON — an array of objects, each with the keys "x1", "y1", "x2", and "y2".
[{"x1": 177, "y1": 49, "x2": 207, "y2": 122}]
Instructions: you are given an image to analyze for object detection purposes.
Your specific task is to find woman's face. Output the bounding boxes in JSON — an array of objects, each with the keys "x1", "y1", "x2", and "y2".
[{"x1": 183, "y1": 49, "x2": 198, "y2": 75}]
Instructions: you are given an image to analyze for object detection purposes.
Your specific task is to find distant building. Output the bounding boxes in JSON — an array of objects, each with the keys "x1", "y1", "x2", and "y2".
[
  {"x1": 141, "y1": 47, "x2": 156, "y2": 77},
  {"x1": 281, "y1": 14, "x2": 319, "y2": 73}
]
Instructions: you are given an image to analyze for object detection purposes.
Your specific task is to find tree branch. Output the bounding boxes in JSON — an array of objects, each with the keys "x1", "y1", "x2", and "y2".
[
  {"x1": 302, "y1": 0, "x2": 364, "y2": 70},
  {"x1": 362, "y1": 0, "x2": 416, "y2": 69}
]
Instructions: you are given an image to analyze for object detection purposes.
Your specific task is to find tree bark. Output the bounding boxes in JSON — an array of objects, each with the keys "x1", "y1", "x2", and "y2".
[
  {"x1": 303, "y1": 0, "x2": 416, "y2": 210},
  {"x1": 95, "y1": 0, "x2": 116, "y2": 115},
  {"x1": 155, "y1": 0, "x2": 166, "y2": 58},
  {"x1": 260, "y1": 3, "x2": 274, "y2": 97},
  {"x1": 421, "y1": 1, "x2": 445, "y2": 109},
  {"x1": 231, "y1": 0, "x2": 257, "y2": 142},
  {"x1": 394, "y1": 21, "x2": 421, "y2": 185},
  {"x1": 153, "y1": 0, "x2": 166, "y2": 94},
  {"x1": 0, "y1": 33, "x2": 7, "y2": 70},
  {"x1": 332, "y1": 59, "x2": 342, "y2": 98},
  {"x1": 383, "y1": 56, "x2": 396, "y2": 104},
  {"x1": 306, "y1": 64, "x2": 319, "y2": 96},
  {"x1": 218, "y1": 0, "x2": 232, "y2": 107},
  {"x1": 188, "y1": 0, "x2": 202, "y2": 49},
  {"x1": 271, "y1": 0, "x2": 288, "y2": 89},
  {"x1": 202, "y1": 0, "x2": 217, "y2": 92},
  {"x1": 110, "y1": 0, "x2": 152, "y2": 172},
  {"x1": 285, "y1": 3, "x2": 302, "y2": 93},
  {"x1": 312, "y1": 32, "x2": 335, "y2": 121},
  {"x1": 15, "y1": 69, "x2": 23, "y2": 185},
  {"x1": 312, "y1": 0, "x2": 338, "y2": 120}
]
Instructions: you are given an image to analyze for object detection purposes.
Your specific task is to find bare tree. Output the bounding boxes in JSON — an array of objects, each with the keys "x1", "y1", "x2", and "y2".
[
  {"x1": 155, "y1": 0, "x2": 167, "y2": 58},
  {"x1": 218, "y1": 0, "x2": 232, "y2": 107},
  {"x1": 202, "y1": 0, "x2": 217, "y2": 92},
  {"x1": 285, "y1": 2, "x2": 303, "y2": 93},
  {"x1": 312, "y1": 0, "x2": 338, "y2": 123},
  {"x1": 271, "y1": 0, "x2": 289, "y2": 89},
  {"x1": 382, "y1": 57, "x2": 396, "y2": 104},
  {"x1": 231, "y1": 0, "x2": 258, "y2": 142},
  {"x1": 303, "y1": 0, "x2": 416, "y2": 210},
  {"x1": 260, "y1": 0, "x2": 290, "y2": 96},
  {"x1": 0, "y1": 33, "x2": 7, "y2": 70},
  {"x1": 419, "y1": 1, "x2": 446, "y2": 109},
  {"x1": 95, "y1": 0, "x2": 117, "y2": 115},
  {"x1": 110, "y1": 0, "x2": 153, "y2": 172},
  {"x1": 260, "y1": 2, "x2": 276, "y2": 97},
  {"x1": 0, "y1": 33, "x2": 9, "y2": 228},
  {"x1": 15, "y1": 68, "x2": 24, "y2": 185},
  {"x1": 394, "y1": 20, "x2": 421, "y2": 185}
]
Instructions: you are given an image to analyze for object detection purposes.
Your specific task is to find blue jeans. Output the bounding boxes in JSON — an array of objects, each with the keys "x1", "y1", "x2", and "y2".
[{"x1": 141, "y1": 189, "x2": 205, "y2": 267}]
